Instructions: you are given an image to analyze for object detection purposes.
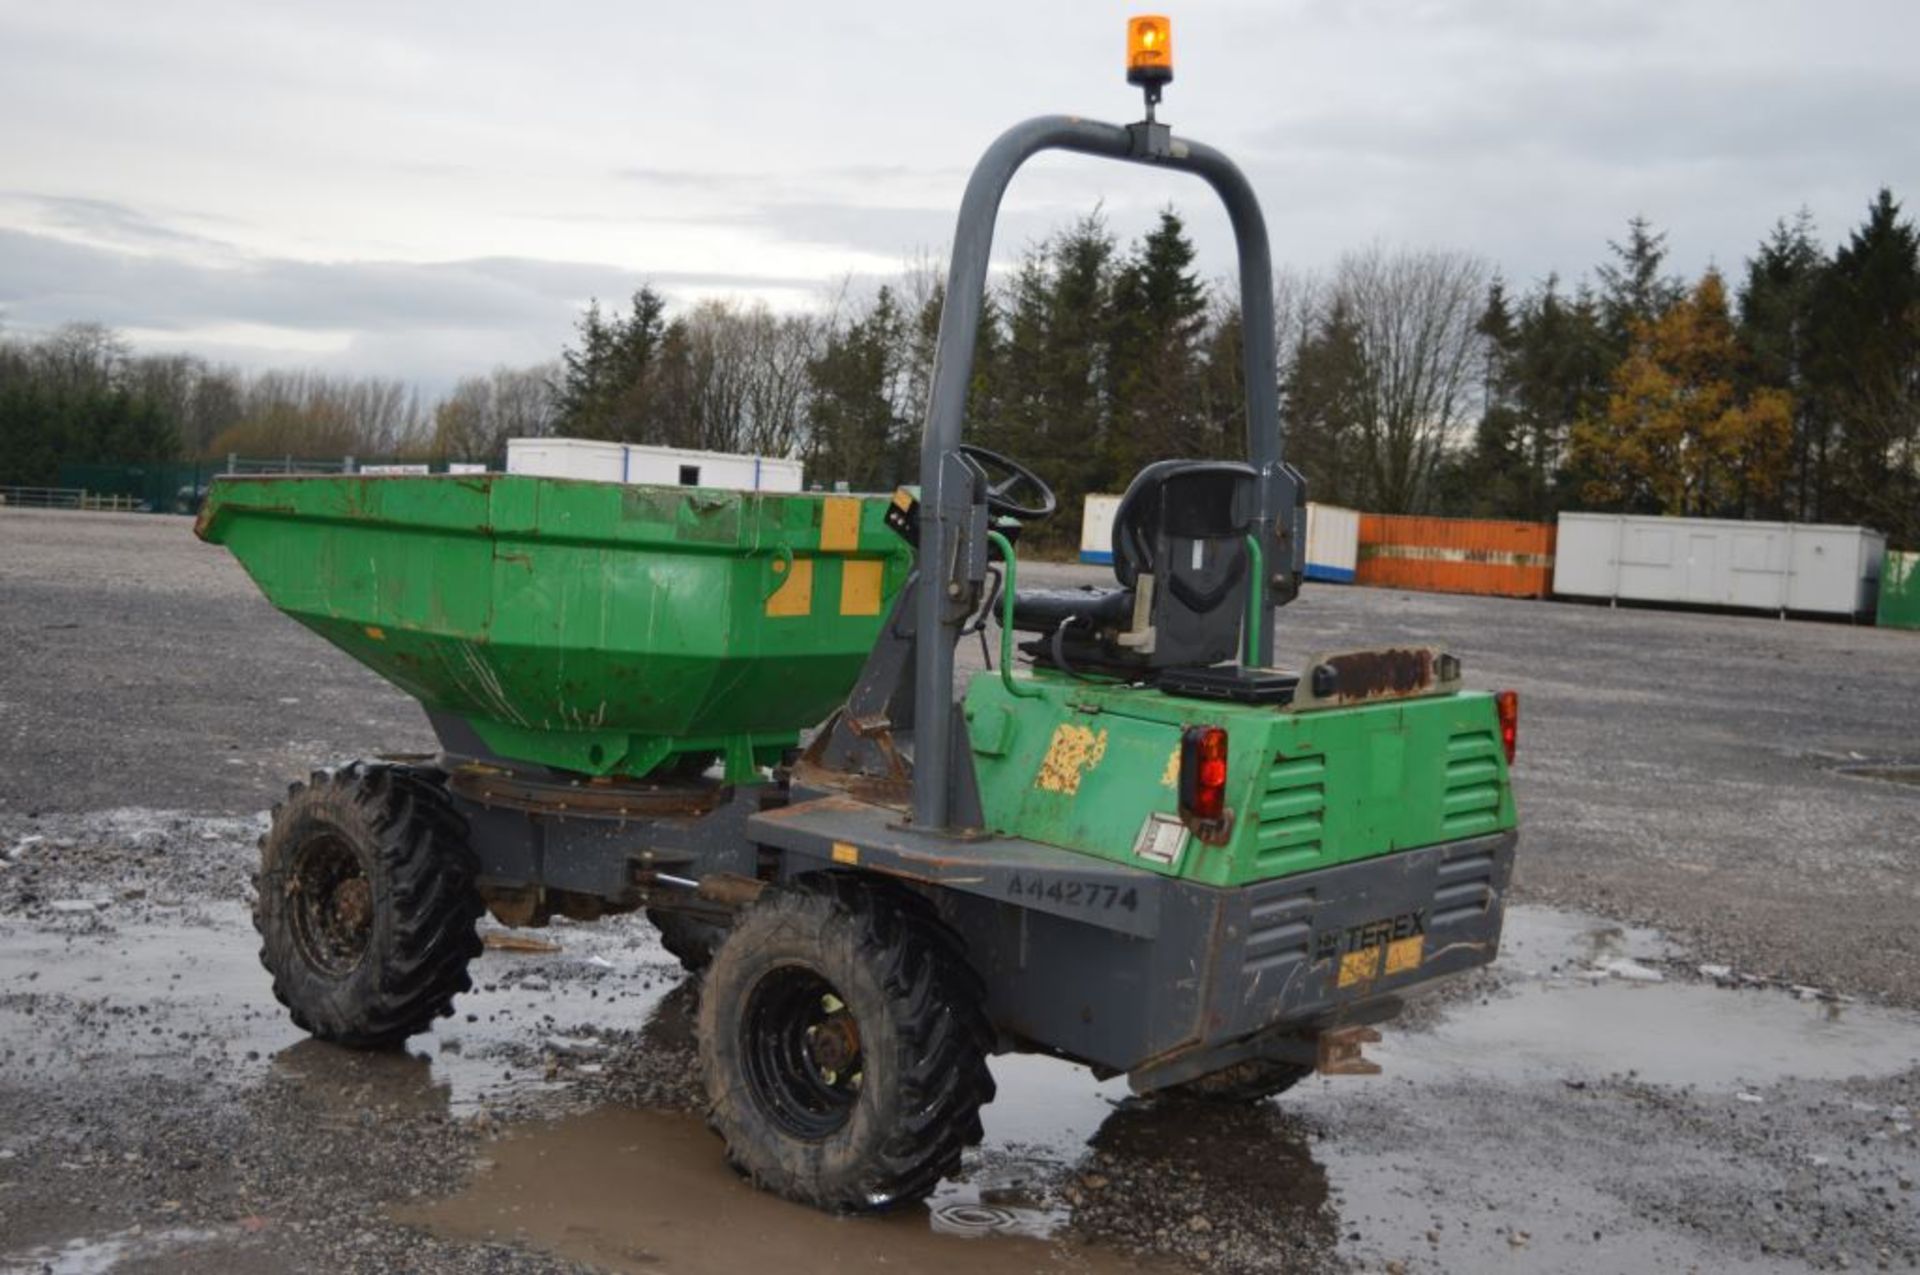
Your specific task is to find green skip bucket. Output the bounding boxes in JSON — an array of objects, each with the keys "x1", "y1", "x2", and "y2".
[{"x1": 197, "y1": 473, "x2": 912, "y2": 779}]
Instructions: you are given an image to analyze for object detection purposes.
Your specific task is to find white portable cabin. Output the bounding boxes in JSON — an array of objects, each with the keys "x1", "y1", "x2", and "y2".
[
  {"x1": 1304, "y1": 503, "x2": 1359, "y2": 583},
  {"x1": 1081, "y1": 495, "x2": 1360, "y2": 582},
  {"x1": 505, "y1": 438, "x2": 804, "y2": 493},
  {"x1": 1079, "y1": 494, "x2": 1121, "y2": 564},
  {"x1": 1554, "y1": 512, "x2": 1886, "y2": 617}
]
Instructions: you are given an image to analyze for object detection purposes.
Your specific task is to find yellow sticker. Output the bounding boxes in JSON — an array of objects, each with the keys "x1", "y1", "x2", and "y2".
[
  {"x1": 830, "y1": 842, "x2": 859, "y2": 865},
  {"x1": 1159, "y1": 745, "x2": 1181, "y2": 788},
  {"x1": 840, "y1": 559, "x2": 883, "y2": 617},
  {"x1": 1384, "y1": 935, "x2": 1425, "y2": 976},
  {"x1": 820, "y1": 497, "x2": 862, "y2": 552},
  {"x1": 364, "y1": 625, "x2": 386, "y2": 641},
  {"x1": 765, "y1": 558, "x2": 814, "y2": 617},
  {"x1": 1338, "y1": 947, "x2": 1382, "y2": 989},
  {"x1": 1034, "y1": 723, "x2": 1109, "y2": 795}
]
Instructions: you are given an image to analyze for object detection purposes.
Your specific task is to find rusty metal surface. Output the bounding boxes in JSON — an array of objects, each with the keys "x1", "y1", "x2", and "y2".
[
  {"x1": 1316, "y1": 1025, "x2": 1383, "y2": 1076},
  {"x1": 1356, "y1": 512, "x2": 1557, "y2": 598},
  {"x1": 447, "y1": 763, "x2": 727, "y2": 819},
  {"x1": 693, "y1": 872, "x2": 768, "y2": 908},
  {"x1": 475, "y1": 882, "x2": 628, "y2": 927},
  {"x1": 792, "y1": 707, "x2": 915, "y2": 809},
  {"x1": 1292, "y1": 646, "x2": 1462, "y2": 711}
]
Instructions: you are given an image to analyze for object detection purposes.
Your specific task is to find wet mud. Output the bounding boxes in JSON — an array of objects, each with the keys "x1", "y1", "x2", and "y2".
[{"x1": 2, "y1": 811, "x2": 1915, "y2": 1274}]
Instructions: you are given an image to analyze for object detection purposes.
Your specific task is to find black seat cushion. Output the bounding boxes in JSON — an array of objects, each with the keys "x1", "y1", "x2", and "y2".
[{"x1": 1009, "y1": 585, "x2": 1135, "y2": 633}]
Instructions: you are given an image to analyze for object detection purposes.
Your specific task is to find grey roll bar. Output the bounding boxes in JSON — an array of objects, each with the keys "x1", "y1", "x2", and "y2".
[{"x1": 912, "y1": 114, "x2": 1287, "y2": 831}]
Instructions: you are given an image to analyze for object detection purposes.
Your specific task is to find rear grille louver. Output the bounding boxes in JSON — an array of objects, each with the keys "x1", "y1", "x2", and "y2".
[
  {"x1": 1430, "y1": 840, "x2": 1499, "y2": 927},
  {"x1": 1254, "y1": 753, "x2": 1326, "y2": 873},
  {"x1": 1241, "y1": 883, "x2": 1315, "y2": 976},
  {"x1": 1440, "y1": 728, "x2": 1503, "y2": 839}
]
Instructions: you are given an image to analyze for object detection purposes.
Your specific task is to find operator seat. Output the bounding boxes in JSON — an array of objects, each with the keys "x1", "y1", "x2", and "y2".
[{"x1": 1009, "y1": 459, "x2": 1257, "y2": 675}]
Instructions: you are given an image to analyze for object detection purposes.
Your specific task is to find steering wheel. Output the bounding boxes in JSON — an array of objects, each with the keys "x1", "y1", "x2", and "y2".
[{"x1": 959, "y1": 444, "x2": 1057, "y2": 522}]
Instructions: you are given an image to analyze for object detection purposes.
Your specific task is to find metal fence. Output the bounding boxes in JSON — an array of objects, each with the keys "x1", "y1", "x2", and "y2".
[
  {"x1": 56, "y1": 455, "x2": 362, "y2": 514},
  {"x1": 50, "y1": 455, "x2": 480, "y2": 514},
  {"x1": 0, "y1": 486, "x2": 141, "y2": 512}
]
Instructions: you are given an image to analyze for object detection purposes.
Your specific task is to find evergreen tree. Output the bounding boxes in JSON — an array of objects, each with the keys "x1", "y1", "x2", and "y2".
[
  {"x1": 1194, "y1": 302, "x2": 1246, "y2": 462},
  {"x1": 804, "y1": 287, "x2": 906, "y2": 491},
  {"x1": 1809, "y1": 189, "x2": 1920, "y2": 545},
  {"x1": 1512, "y1": 278, "x2": 1612, "y2": 517},
  {"x1": 1738, "y1": 210, "x2": 1829, "y2": 519},
  {"x1": 1282, "y1": 296, "x2": 1369, "y2": 508},
  {"x1": 1597, "y1": 216, "x2": 1684, "y2": 355},
  {"x1": 554, "y1": 287, "x2": 669, "y2": 440},
  {"x1": 997, "y1": 214, "x2": 1118, "y2": 544},
  {"x1": 1106, "y1": 209, "x2": 1210, "y2": 474},
  {"x1": 1453, "y1": 278, "x2": 1530, "y2": 515}
]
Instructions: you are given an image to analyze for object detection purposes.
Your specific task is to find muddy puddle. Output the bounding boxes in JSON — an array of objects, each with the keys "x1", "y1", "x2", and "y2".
[
  {"x1": 395, "y1": 1106, "x2": 1171, "y2": 1274},
  {"x1": 3, "y1": 889, "x2": 1917, "y2": 1273},
  {"x1": 0, "y1": 900, "x2": 691, "y2": 1111},
  {"x1": 398, "y1": 905, "x2": 1920, "y2": 1273}
]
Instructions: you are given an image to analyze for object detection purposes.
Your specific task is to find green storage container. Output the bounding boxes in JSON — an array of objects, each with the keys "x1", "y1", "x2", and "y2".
[
  {"x1": 1879, "y1": 550, "x2": 1920, "y2": 629},
  {"x1": 196, "y1": 473, "x2": 912, "y2": 779}
]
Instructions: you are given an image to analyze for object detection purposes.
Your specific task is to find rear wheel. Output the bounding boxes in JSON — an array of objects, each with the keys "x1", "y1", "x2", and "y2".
[
  {"x1": 697, "y1": 877, "x2": 995, "y2": 1212},
  {"x1": 1162, "y1": 1058, "x2": 1311, "y2": 1103},
  {"x1": 255, "y1": 762, "x2": 483, "y2": 1048}
]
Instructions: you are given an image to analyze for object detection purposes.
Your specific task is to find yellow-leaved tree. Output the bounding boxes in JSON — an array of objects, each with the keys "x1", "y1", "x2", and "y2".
[{"x1": 1570, "y1": 269, "x2": 1792, "y2": 516}]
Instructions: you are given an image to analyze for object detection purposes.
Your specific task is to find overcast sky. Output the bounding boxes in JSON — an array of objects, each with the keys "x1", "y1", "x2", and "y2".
[{"x1": 1, "y1": 0, "x2": 1914, "y2": 392}]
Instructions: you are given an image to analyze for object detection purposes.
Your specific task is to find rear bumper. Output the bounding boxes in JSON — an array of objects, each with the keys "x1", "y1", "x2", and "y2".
[
  {"x1": 947, "y1": 829, "x2": 1514, "y2": 1083},
  {"x1": 1128, "y1": 831, "x2": 1514, "y2": 1089},
  {"x1": 751, "y1": 795, "x2": 1515, "y2": 1083},
  {"x1": 1212, "y1": 831, "x2": 1513, "y2": 1041}
]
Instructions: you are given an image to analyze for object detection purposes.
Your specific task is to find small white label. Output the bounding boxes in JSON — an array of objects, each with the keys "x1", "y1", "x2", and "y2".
[
  {"x1": 1190, "y1": 540, "x2": 1205, "y2": 571},
  {"x1": 1132, "y1": 813, "x2": 1189, "y2": 867}
]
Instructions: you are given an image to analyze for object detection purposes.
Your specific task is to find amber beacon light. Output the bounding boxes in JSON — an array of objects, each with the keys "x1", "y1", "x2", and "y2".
[{"x1": 1127, "y1": 15, "x2": 1174, "y2": 102}]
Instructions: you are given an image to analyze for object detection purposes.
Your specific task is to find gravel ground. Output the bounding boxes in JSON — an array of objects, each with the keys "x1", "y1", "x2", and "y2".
[{"x1": 1, "y1": 507, "x2": 1916, "y2": 1274}]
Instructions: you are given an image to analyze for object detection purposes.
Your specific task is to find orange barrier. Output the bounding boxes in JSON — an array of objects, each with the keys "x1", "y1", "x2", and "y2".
[{"x1": 1355, "y1": 515, "x2": 1556, "y2": 598}]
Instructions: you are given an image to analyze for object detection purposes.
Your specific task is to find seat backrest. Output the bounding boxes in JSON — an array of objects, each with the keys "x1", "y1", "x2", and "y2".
[{"x1": 1111, "y1": 460, "x2": 1257, "y2": 668}]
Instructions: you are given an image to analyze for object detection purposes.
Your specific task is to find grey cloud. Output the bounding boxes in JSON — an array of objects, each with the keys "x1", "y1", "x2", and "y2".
[
  {"x1": 0, "y1": 228, "x2": 823, "y2": 337},
  {"x1": 613, "y1": 163, "x2": 962, "y2": 189},
  {"x1": 7, "y1": 192, "x2": 230, "y2": 251},
  {"x1": 1253, "y1": 65, "x2": 1918, "y2": 171}
]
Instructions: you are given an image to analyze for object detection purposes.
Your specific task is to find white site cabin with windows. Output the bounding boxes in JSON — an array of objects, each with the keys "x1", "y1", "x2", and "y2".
[{"x1": 505, "y1": 438, "x2": 804, "y2": 492}]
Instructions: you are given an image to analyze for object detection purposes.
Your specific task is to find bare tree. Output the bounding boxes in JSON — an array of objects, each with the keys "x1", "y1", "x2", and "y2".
[
  {"x1": 210, "y1": 370, "x2": 432, "y2": 460},
  {"x1": 432, "y1": 364, "x2": 559, "y2": 464},
  {"x1": 33, "y1": 322, "x2": 129, "y2": 395},
  {"x1": 1333, "y1": 246, "x2": 1491, "y2": 512}
]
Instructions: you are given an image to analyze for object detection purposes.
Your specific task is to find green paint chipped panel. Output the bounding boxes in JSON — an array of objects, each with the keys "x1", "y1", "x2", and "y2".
[{"x1": 963, "y1": 673, "x2": 1518, "y2": 886}]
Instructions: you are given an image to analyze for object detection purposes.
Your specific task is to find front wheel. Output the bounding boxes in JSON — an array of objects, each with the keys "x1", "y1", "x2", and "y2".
[
  {"x1": 697, "y1": 876, "x2": 995, "y2": 1212},
  {"x1": 255, "y1": 762, "x2": 483, "y2": 1048}
]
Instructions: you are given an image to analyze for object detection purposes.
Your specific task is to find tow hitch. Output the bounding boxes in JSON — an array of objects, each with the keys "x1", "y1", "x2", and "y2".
[{"x1": 1317, "y1": 1025, "x2": 1383, "y2": 1076}]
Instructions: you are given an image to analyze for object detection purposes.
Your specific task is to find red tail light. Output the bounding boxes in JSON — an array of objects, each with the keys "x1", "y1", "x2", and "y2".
[
  {"x1": 1495, "y1": 690, "x2": 1518, "y2": 765},
  {"x1": 1179, "y1": 725, "x2": 1229, "y2": 823}
]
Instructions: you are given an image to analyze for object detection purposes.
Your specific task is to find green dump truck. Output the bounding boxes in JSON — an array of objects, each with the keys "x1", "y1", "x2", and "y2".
[{"x1": 198, "y1": 32, "x2": 1519, "y2": 1214}]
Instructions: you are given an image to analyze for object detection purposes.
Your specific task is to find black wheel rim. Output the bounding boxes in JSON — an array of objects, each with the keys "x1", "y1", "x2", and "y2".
[
  {"x1": 741, "y1": 964, "x2": 864, "y2": 1140},
  {"x1": 288, "y1": 830, "x2": 372, "y2": 978}
]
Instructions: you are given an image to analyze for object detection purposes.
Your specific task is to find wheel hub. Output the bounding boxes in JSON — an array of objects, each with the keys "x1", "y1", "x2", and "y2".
[
  {"x1": 741, "y1": 966, "x2": 866, "y2": 1140},
  {"x1": 804, "y1": 1012, "x2": 861, "y2": 1075},
  {"x1": 288, "y1": 832, "x2": 373, "y2": 978}
]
